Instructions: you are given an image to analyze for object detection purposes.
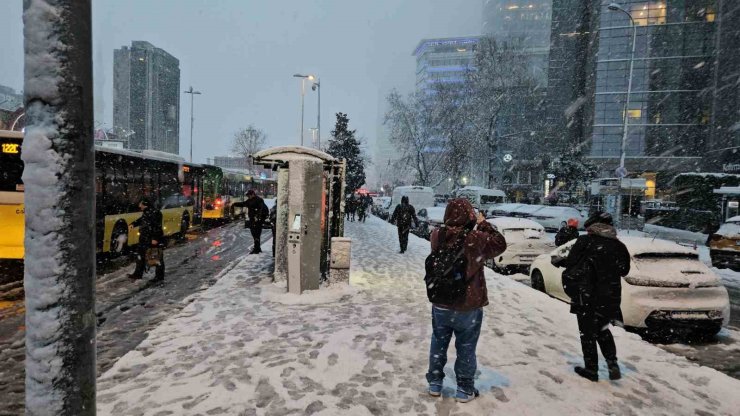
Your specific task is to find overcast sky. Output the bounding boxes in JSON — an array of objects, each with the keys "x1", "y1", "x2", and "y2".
[{"x1": 1, "y1": 0, "x2": 481, "y2": 166}]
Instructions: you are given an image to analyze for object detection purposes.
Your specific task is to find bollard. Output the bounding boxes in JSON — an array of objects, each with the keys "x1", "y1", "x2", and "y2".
[{"x1": 330, "y1": 237, "x2": 352, "y2": 285}]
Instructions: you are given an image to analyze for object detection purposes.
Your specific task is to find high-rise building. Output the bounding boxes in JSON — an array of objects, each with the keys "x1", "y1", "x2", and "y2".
[
  {"x1": 482, "y1": 0, "x2": 553, "y2": 48},
  {"x1": 546, "y1": 0, "x2": 734, "y2": 185},
  {"x1": 412, "y1": 36, "x2": 480, "y2": 93},
  {"x1": 114, "y1": 41, "x2": 180, "y2": 154}
]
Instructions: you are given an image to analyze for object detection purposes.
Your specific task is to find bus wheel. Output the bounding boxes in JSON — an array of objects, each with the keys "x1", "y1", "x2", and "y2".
[
  {"x1": 111, "y1": 222, "x2": 129, "y2": 256},
  {"x1": 180, "y1": 213, "x2": 190, "y2": 239}
]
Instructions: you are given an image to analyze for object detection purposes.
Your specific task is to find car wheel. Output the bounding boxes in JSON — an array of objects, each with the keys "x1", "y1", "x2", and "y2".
[
  {"x1": 110, "y1": 222, "x2": 129, "y2": 256},
  {"x1": 531, "y1": 269, "x2": 546, "y2": 293}
]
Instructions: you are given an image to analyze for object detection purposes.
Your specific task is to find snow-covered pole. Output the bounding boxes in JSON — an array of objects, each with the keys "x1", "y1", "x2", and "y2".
[{"x1": 23, "y1": 0, "x2": 96, "y2": 415}]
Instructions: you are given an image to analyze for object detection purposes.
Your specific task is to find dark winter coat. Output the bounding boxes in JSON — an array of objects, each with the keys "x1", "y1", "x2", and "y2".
[
  {"x1": 235, "y1": 196, "x2": 269, "y2": 225},
  {"x1": 131, "y1": 206, "x2": 164, "y2": 246},
  {"x1": 560, "y1": 223, "x2": 630, "y2": 319},
  {"x1": 430, "y1": 199, "x2": 507, "y2": 311},
  {"x1": 390, "y1": 196, "x2": 419, "y2": 231},
  {"x1": 555, "y1": 226, "x2": 579, "y2": 246}
]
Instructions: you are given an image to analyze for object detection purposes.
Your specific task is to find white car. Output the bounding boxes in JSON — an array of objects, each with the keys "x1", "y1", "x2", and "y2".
[
  {"x1": 416, "y1": 206, "x2": 446, "y2": 239},
  {"x1": 529, "y1": 236, "x2": 731, "y2": 336},
  {"x1": 488, "y1": 203, "x2": 587, "y2": 231},
  {"x1": 487, "y1": 217, "x2": 554, "y2": 273}
]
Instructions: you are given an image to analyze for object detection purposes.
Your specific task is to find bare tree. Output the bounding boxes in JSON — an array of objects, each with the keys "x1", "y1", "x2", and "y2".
[
  {"x1": 231, "y1": 125, "x2": 267, "y2": 171},
  {"x1": 466, "y1": 37, "x2": 545, "y2": 188},
  {"x1": 383, "y1": 89, "x2": 447, "y2": 187}
]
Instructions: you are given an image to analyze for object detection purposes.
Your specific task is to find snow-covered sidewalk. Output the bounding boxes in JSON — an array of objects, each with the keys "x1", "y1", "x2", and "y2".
[{"x1": 97, "y1": 216, "x2": 740, "y2": 415}]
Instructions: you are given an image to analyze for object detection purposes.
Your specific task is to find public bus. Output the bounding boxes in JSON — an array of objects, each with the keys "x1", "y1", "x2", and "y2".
[
  {"x1": 96, "y1": 147, "x2": 205, "y2": 254},
  {"x1": 0, "y1": 130, "x2": 25, "y2": 261},
  {"x1": 0, "y1": 130, "x2": 206, "y2": 262},
  {"x1": 202, "y1": 165, "x2": 277, "y2": 221}
]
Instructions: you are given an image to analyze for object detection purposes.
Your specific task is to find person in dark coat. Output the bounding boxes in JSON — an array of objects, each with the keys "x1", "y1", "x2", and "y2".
[
  {"x1": 128, "y1": 197, "x2": 165, "y2": 281},
  {"x1": 555, "y1": 218, "x2": 580, "y2": 246},
  {"x1": 269, "y1": 204, "x2": 277, "y2": 257},
  {"x1": 426, "y1": 199, "x2": 507, "y2": 402},
  {"x1": 554, "y1": 211, "x2": 630, "y2": 382},
  {"x1": 234, "y1": 190, "x2": 269, "y2": 254},
  {"x1": 390, "y1": 195, "x2": 419, "y2": 253}
]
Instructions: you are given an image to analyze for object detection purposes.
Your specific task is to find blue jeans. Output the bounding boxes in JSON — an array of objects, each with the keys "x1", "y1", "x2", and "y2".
[{"x1": 426, "y1": 306, "x2": 483, "y2": 394}]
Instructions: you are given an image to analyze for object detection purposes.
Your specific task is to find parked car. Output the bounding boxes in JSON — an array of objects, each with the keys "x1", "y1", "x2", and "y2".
[
  {"x1": 415, "y1": 206, "x2": 446, "y2": 240},
  {"x1": 709, "y1": 216, "x2": 740, "y2": 271},
  {"x1": 529, "y1": 236, "x2": 731, "y2": 336},
  {"x1": 456, "y1": 186, "x2": 506, "y2": 213},
  {"x1": 488, "y1": 203, "x2": 586, "y2": 231},
  {"x1": 486, "y1": 217, "x2": 554, "y2": 274},
  {"x1": 371, "y1": 196, "x2": 392, "y2": 220}
]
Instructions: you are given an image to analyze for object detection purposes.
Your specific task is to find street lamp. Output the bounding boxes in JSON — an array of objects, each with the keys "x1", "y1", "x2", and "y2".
[
  {"x1": 183, "y1": 86, "x2": 202, "y2": 162},
  {"x1": 311, "y1": 77, "x2": 321, "y2": 149},
  {"x1": 293, "y1": 74, "x2": 315, "y2": 146},
  {"x1": 608, "y1": 2, "x2": 638, "y2": 227},
  {"x1": 608, "y1": 2, "x2": 637, "y2": 175}
]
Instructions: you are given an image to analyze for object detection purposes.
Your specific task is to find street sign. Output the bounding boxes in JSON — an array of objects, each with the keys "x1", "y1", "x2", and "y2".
[
  {"x1": 546, "y1": 173, "x2": 556, "y2": 179},
  {"x1": 615, "y1": 166, "x2": 628, "y2": 178},
  {"x1": 503, "y1": 154, "x2": 513, "y2": 163}
]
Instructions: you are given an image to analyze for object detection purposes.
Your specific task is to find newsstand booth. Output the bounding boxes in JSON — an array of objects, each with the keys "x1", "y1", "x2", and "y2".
[{"x1": 252, "y1": 146, "x2": 346, "y2": 294}]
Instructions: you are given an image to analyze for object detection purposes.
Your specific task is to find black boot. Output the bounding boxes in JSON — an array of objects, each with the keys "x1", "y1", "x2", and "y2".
[
  {"x1": 574, "y1": 366, "x2": 598, "y2": 382},
  {"x1": 607, "y1": 361, "x2": 621, "y2": 380}
]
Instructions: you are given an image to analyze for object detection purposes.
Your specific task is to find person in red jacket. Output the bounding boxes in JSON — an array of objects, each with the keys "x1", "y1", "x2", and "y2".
[{"x1": 426, "y1": 199, "x2": 507, "y2": 403}]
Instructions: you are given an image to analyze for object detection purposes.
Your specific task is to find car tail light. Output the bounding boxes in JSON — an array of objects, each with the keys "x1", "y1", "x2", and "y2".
[{"x1": 215, "y1": 197, "x2": 222, "y2": 206}]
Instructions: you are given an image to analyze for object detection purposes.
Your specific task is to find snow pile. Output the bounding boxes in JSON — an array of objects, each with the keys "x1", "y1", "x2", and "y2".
[
  {"x1": 97, "y1": 216, "x2": 740, "y2": 415},
  {"x1": 260, "y1": 280, "x2": 359, "y2": 305}
]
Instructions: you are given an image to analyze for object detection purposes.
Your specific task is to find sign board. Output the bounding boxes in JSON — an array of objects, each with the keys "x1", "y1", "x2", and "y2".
[
  {"x1": 546, "y1": 173, "x2": 556, "y2": 179},
  {"x1": 729, "y1": 201, "x2": 739, "y2": 209},
  {"x1": 503, "y1": 154, "x2": 513, "y2": 163},
  {"x1": 615, "y1": 166, "x2": 628, "y2": 178}
]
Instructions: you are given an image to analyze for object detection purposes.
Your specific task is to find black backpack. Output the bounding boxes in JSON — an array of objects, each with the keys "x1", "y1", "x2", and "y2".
[{"x1": 424, "y1": 227, "x2": 469, "y2": 304}]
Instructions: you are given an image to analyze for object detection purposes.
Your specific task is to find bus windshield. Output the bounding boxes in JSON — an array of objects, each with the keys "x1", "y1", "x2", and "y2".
[{"x1": 0, "y1": 133, "x2": 23, "y2": 193}]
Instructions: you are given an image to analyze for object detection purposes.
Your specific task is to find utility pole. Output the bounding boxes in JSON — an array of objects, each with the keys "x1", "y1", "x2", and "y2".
[
  {"x1": 184, "y1": 86, "x2": 201, "y2": 162},
  {"x1": 23, "y1": 0, "x2": 96, "y2": 414}
]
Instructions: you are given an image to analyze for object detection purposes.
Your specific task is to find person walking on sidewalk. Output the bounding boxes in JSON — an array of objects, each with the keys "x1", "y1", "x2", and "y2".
[
  {"x1": 555, "y1": 218, "x2": 580, "y2": 246},
  {"x1": 554, "y1": 211, "x2": 630, "y2": 382},
  {"x1": 425, "y1": 199, "x2": 506, "y2": 403},
  {"x1": 390, "y1": 195, "x2": 419, "y2": 253},
  {"x1": 235, "y1": 190, "x2": 269, "y2": 254},
  {"x1": 128, "y1": 197, "x2": 165, "y2": 281}
]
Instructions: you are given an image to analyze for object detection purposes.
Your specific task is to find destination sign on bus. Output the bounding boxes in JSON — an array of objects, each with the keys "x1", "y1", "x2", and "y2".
[{"x1": 2, "y1": 142, "x2": 20, "y2": 154}]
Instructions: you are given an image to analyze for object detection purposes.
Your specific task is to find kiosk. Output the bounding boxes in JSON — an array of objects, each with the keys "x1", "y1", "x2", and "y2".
[{"x1": 252, "y1": 146, "x2": 346, "y2": 294}]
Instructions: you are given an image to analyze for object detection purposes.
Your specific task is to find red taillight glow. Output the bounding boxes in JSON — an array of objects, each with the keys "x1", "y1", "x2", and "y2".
[{"x1": 215, "y1": 198, "x2": 222, "y2": 206}]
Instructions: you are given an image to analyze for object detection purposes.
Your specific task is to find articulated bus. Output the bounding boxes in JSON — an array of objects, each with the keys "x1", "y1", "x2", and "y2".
[
  {"x1": 96, "y1": 147, "x2": 204, "y2": 254},
  {"x1": 0, "y1": 130, "x2": 206, "y2": 262},
  {"x1": 202, "y1": 165, "x2": 277, "y2": 221},
  {"x1": 0, "y1": 130, "x2": 24, "y2": 261}
]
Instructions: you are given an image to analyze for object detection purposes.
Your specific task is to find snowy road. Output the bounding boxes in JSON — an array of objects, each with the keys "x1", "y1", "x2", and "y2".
[
  {"x1": 0, "y1": 221, "x2": 266, "y2": 416},
  {"x1": 96, "y1": 216, "x2": 740, "y2": 415}
]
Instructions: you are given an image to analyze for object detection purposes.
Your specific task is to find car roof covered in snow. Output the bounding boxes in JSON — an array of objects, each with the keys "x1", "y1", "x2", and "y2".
[
  {"x1": 488, "y1": 217, "x2": 544, "y2": 231},
  {"x1": 619, "y1": 236, "x2": 698, "y2": 257},
  {"x1": 726, "y1": 215, "x2": 740, "y2": 223}
]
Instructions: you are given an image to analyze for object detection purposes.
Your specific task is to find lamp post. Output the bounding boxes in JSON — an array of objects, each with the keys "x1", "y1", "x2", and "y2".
[
  {"x1": 608, "y1": 2, "x2": 638, "y2": 227},
  {"x1": 293, "y1": 74, "x2": 315, "y2": 146},
  {"x1": 311, "y1": 77, "x2": 321, "y2": 149},
  {"x1": 183, "y1": 86, "x2": 201, "y2": 162}
]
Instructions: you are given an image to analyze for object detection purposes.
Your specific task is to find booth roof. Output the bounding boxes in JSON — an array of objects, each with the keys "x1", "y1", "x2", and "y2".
[{"x1": 252, "y1": 146, "x2": 336, "y2": 164}]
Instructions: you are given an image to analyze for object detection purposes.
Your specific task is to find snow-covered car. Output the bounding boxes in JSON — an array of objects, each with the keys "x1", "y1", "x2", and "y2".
[
  {"x1": 487, "y1": 217, "x2": 554, "y2": 273},
  {"x1": 371, "y1": 196, "x2": 392, "y2": 219},
  {"x1": 529, "y1": 236, "x2": 731, "y2": 336},
  {"x1": 709, "y1": 216, "x2": 740, "y2": 271},
  {"x1": 416, "y1": 206, "x2": 446, "y2": 239},
  {"x1": 488, "y1": 203, "x2": 586, "y2": 231}
]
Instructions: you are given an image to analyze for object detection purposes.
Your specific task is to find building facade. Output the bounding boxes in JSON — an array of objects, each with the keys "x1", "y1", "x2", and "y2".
[
  {"x1": 413, "y1": 36, "x2": 480, "y2": 92},
  {"x1": 113, "y1": 41, "x2": 180, "y2": 154},
  {"x1": 547, "y1": 0, "x2": 736, "y2": 192},
  {"x1": 0, "y1": 85, "x2": 24, "y2": 131}
]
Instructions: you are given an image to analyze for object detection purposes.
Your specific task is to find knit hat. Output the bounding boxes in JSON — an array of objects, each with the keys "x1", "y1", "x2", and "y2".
[{"x1": 584, "y1": 211, "x2": 613, "y2": 228}]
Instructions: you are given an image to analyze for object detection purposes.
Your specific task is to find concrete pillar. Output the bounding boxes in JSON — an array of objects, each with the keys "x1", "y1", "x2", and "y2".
[{"x1": 274, "y1": 167, "x2": 289, "y2": 282}]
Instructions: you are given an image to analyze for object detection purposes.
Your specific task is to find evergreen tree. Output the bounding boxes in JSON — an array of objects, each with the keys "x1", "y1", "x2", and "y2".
[{"x1": 327, "y1": 112, "x2": 366, "y2": 193}]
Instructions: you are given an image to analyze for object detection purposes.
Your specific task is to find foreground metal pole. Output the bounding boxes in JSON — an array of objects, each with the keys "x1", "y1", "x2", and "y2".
[{"x1": 23, "y1": 0, "x2": 96, "y2": 414}]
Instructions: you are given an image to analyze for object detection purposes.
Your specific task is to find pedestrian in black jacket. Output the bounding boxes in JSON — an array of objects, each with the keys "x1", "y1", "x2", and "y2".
[
  {"x1": 555, "y1": 218, "x2": 580, "y2": 246},
  {"x1": 128, "y1": 197, "x2": 165, "y2": 281},
  {"x1": 554, "y1": 211, "x2": 630, "y2": 382},
  {"x1": 235, "y1": 190, "x2": 269, "y2": 254},
  {"x1": 390, "y1": 196, "x2": 419, "y2": 253}
]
